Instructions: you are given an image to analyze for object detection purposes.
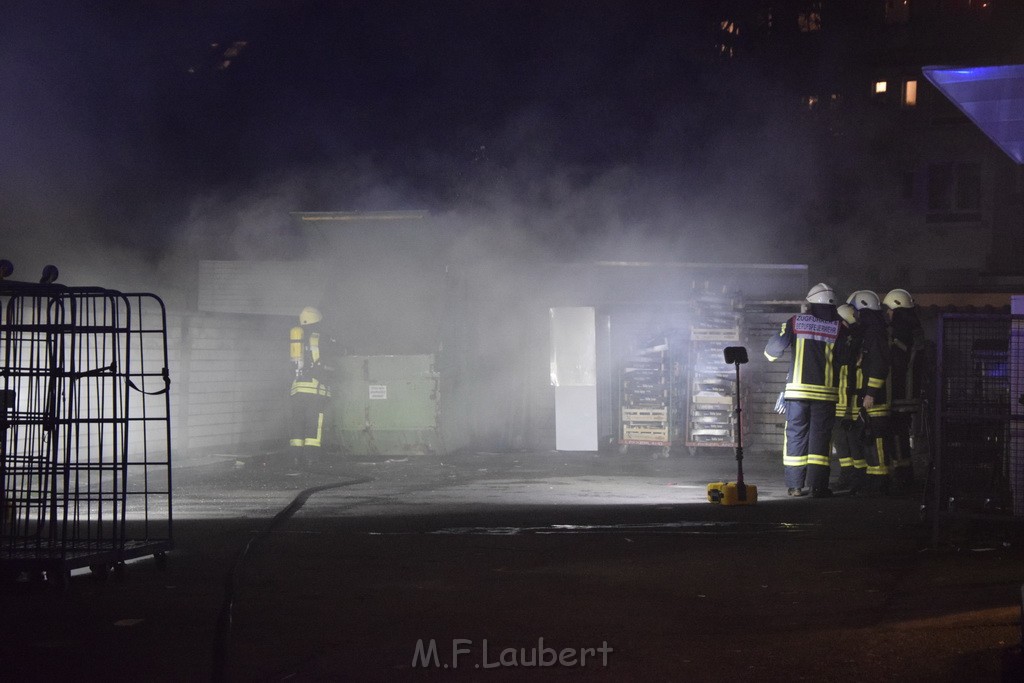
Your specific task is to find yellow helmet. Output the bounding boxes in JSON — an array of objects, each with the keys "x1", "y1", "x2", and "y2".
[
  {"x1": 299, "y1": 306, "x2": 322, "y2": 325},
  {"x1": 882, "y1": 288, "x2": 915, "y2": 309},
  {"x1": 846, "y1": 290, "x2": 881, "y2": 311},
  {"x1": 837, "y1": 304, "x2": 856, "y2": 326}
]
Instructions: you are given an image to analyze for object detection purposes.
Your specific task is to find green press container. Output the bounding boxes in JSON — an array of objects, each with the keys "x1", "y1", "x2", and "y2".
[{"x1": 333, "y1": 354, "x2": 442, "y2": 456}]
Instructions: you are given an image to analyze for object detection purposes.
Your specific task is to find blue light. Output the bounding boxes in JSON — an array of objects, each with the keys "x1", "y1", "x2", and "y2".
[{"x1": 923, "y1": 65, "x2": 1024, "y2": 165}]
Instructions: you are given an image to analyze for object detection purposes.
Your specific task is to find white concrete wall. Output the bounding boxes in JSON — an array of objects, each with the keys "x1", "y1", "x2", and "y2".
[{"x1": 169, "y1": 312, "x2": 290, "y2": 465}]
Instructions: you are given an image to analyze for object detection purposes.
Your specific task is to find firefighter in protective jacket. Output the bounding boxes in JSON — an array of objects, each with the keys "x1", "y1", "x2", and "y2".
[
  {"x1": 764, "y1": 283, "x2": 845, "y2": 497},
  {"x1": 884, "y1": 288, "x2": 925, "y2": 492},
  {"x1": 289, "y1": 306, "x2": 336, "y2": 467},
  {"x1": 831, "y1": 303, "x2": 866, "y2": 491},
  {"x1": 847, "y1": 289, "x2": 892, "y2": 496}
]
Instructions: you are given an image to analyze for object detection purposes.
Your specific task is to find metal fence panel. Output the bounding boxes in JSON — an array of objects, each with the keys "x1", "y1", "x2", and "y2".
[
  {"x1": 933, "y1": 313, "x2": 1022, "y2": 529},
  {"x1": 1, "y1": 282, "x2": 171, "y2": 586},
  {"x1": 1011, "y1": 316, "x2": 1024, "y2": 516}
]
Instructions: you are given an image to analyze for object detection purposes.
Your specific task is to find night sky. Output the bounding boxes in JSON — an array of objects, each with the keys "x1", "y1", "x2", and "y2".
[{"x1": 2, "y1": 1, "x2": 820, "y2": 268}]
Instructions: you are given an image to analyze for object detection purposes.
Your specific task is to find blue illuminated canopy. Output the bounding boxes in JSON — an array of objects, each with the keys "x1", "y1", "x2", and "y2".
[{"x1": 923, "y1": 65, "x2": 1024, "y2": 164}]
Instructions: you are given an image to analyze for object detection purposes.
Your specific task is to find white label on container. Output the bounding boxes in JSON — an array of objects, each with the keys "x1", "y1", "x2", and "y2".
[{"x1": 369, "y1": 385, "x2": 387, "y2": 400}]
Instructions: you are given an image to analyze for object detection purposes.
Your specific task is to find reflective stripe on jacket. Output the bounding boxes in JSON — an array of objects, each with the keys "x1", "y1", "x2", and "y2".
[
  {"x1": 290, "y1": 326, "x2": 332, "y2": 397},
  {"x1": 764, "y1": 313, "x2": 842, "y2": 402},
  {"x1": 857, "y1": 311, "x2": 890, "y2": 417}
]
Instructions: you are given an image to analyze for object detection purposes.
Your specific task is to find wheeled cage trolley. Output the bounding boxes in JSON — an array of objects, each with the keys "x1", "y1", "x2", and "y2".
[{"x1": 1, "y1": 271, "x2": 172, "y2": 588}]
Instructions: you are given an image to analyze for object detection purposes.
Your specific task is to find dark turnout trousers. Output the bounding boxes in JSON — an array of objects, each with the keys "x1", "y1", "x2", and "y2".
[
  {"x1": 289, "y1": 391, "x2": 328, "y2": 448},
  {"x1": 784, "y1": 399, "x2": 836, "y2": 490},
  {"x1": 831, "y1": 419, "x2": 869, "y2": 491},
  {"x1": 861, "y1": 414, "x2": 893, "y2": 495}
]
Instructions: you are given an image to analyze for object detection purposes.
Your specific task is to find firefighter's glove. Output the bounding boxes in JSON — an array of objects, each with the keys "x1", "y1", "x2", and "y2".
[{"x1": 858, "y1": 408, "x2": 873, "y2": 438}]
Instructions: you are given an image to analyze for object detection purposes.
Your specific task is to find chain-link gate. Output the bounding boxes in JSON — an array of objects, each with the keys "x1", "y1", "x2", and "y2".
[
  {"x1": 929, "y1": 313, "x2": 1024, "y2": 541},
  {"x1": 1, "y1": 274, "x2": 171, "y2": 588}
]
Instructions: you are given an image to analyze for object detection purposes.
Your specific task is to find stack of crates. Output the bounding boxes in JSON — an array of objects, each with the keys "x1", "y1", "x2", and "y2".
[
  {"x1": 742, "y1": 302, "x2": 802, "y2": 453},
  {"x1": 619, "y1": 336, "x2": 677, "y2": 454},
  {"x1": 685, "y1": 289, "x2": 741, "y2": 453}
]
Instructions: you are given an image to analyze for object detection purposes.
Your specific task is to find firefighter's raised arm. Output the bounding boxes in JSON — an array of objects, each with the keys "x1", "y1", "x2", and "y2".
[{"x1": 764, "y1": 317, "x2": 794, "y2": 362}]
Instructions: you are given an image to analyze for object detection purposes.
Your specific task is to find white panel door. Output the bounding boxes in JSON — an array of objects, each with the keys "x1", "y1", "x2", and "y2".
[{"x1": 550, "y1": 307, "x2": 598, "y2": 451}]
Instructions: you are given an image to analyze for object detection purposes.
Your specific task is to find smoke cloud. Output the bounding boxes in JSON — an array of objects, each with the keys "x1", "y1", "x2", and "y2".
[{"x1": 1, "y1": 1, "x2": 912, "y2": 459}]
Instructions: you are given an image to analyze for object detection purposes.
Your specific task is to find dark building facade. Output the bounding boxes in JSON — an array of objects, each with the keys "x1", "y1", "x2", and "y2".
[{"x1": 711, "y1": 0, "x2": 1024, "y2": 293}]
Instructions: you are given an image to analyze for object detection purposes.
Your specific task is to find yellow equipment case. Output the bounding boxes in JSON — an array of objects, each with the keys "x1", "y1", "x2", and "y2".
[{"x1": 707, "y1": 481, "x2": 758, "y2": 506}]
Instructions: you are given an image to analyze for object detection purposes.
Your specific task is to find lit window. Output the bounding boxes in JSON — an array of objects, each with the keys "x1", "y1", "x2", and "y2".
[
  {"x1": 717, "y1": 17, "x2": 738, "y2": 57},
  {"x1": 903, "y1": 80, "x2": 918, "y2": 107},
  {"x1": 875, "y1": 81, "x2": 888, "y2": 94},
  {"x1": 798, "y1": 10, "x2": 822, "y2": 32}
]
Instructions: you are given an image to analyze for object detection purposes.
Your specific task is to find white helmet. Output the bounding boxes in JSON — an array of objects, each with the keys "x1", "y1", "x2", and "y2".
[
  {"x1": 882, "y1": 288, "x2": 915, "y2": 309},
  {"x1": 837, "y1": 303, "x2": 857, "y2": 326},
  {"x1": 805, "y1": 282, "x2": 836, "y2": 305},
  {"x1": 299, "y1": 306, "x2": 322, "y2": 325},
  {"x1": 847, "y1": 289, "x2": 881, "y2": 311}
]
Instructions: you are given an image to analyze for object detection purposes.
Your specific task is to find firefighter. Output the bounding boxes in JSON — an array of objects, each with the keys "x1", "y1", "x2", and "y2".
[
  {"x1": 831, "y1": 303, "x2": 867, "y2": 492},
  {"x1": 765, "y1": 283, "x2": 845, "y2": 497},
  {"x1": 847, "y1": 289, "x2": 892, "y2": 496},
  {"x1": 289, "y1": 306, "x2": 337, "y2": 469},
  {"x1": 883, "y1": 288, "x2": 925, "y2": 493}
]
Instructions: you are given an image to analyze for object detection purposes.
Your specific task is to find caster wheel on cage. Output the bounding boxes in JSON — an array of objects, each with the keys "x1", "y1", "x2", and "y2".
[
  {"x1": 48, "y1": 569, "x2": 70, "y2": 594},
  {"x1": 0, "y1": 567, "x2": 19, "y2": 585},
  {"x1": 154, "y1": 552, "x2": 168, "y2": 570}
]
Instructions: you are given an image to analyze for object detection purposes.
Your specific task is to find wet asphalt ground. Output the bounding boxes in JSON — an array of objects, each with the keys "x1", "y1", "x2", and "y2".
[{"x1": 1, "y1": 448, "x2": 1022, "y2": 682}]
